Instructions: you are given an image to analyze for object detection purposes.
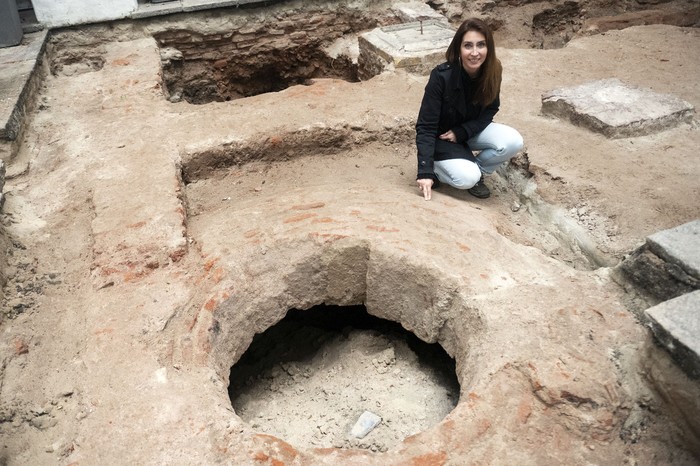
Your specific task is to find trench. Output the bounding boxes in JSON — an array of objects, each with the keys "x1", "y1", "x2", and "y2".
[{"x1": 152, "y1": 9, "x2": 397, "y2": 104}]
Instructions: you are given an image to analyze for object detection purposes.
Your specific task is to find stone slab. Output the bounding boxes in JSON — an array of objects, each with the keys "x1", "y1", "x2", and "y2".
[
  {"x1": 647, "y1": 220, "x2": 700, "y2": 280},
  {"x1": 391, "y1": 2, "x2": 447, "y2": 23},
  {"x1": 645, "y1": 290, "x2": 700, "y2": 379},
  {"x1": 359, "y1": 20, "x2": 454, "y2": 70},
  {"x1": 0, "y1": 30, "x2": 47, "y2": 143},
  {"x1": 615, "y1": 220, "x2": 700, "y2": 303},
  {"x1": 541, "y1": 78, "x2": 695, "y2": 138},
  {"x1": 131, "y1": 0, "x2": 270, "y2": 19}
]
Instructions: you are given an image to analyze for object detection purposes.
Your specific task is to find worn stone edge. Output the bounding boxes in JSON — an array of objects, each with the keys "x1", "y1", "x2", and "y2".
[
  {"x1": 646, "y1": 225, "x2": 700, "y2": 281},
  {"x1": 0, "y1": 32, "x2": 49, "y2": 147},
  {"x1": 644, "y1": 293, "x2": 700, "y2": 380}
]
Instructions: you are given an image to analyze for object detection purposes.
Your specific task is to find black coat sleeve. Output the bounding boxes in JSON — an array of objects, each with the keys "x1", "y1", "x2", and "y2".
[{"x1": 415, "y1": 68, "x2": 444, "y2": 180}]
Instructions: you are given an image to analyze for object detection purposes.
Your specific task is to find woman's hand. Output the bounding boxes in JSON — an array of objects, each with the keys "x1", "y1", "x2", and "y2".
[
  {"x1": 417, "y1": 178, "x2": 434, "y2": 200},
  {"x1": 439, "y1": 130, "x2": 457, "y2": 143}
]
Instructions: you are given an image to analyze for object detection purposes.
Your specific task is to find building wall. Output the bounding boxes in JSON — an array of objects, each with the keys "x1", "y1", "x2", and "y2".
[{"x1": 32, "y1": 0, "x2": 137, "y2": 28}]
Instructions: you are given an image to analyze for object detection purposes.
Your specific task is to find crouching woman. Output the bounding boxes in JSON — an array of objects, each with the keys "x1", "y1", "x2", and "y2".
[{"x1": 416, "y1": 18, "x2": 523, "y2": 200}]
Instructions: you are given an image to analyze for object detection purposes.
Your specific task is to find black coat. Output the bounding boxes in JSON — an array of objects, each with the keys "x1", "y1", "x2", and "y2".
[{"x1": 415, "y1": 62, "x2": 500, "y2": 180}]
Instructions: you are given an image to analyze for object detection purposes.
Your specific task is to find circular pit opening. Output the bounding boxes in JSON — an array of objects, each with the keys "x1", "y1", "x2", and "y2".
[{"x1": 228, "y1": 304, "x2": 460, "y2": 452}]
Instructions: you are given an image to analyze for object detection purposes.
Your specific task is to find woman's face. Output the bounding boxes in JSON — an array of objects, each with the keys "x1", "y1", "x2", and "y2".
[{"x1": 460, "y1": 30, "x2": 488, "y2": 77}]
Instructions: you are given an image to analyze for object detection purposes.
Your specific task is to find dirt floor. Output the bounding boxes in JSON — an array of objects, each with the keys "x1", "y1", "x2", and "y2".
[{"x1": 0, "y1": 3, "x2": 699, "y2": 465}]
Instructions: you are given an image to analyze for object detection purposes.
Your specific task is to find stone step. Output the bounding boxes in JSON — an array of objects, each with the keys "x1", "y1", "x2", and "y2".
[
  {"x1": 647, "y1": 220, "x2": 700, "y2": 280},
  {"x1": 617, "y1": 219, "x2": 700, "y2": 303},
  {"x1": 0, "y1": 30, "x2": 47, "y2": 161},
  {"x1": 645, "y1": 290, "x2": 700, "y2": 380}
]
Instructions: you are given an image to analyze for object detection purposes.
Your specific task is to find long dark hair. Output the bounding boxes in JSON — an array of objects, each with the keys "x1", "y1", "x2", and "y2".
[{"x1": 445, "y1": 18, "x2": 502, "y2": 106}]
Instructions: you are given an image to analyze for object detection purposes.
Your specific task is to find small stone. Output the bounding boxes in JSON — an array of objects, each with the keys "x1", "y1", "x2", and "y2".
[
  {"x1": 8, "y1": 298, "x2": 26, "y2": 312},
  {"x1": 0, "y1": 406, "x2": 14, "y2": 422},
  {"x1": 350, "y1": 411, "x2": 382, "y2": 439},
  {"x1": 13, "y1": 337, "x2": 29, "y2": 355},
  {"x1": 155, "y1": 367, "x2": 168, "y2": 384},
  {"x1": 45, "y1": 440, "x2": 64, "y2": 454},
  {"x1": 30, "y1": 415, "x2": 57, "y2": 430},
  {"x1": 511, "y1": 202, "x2": 521, "y2": 212}
]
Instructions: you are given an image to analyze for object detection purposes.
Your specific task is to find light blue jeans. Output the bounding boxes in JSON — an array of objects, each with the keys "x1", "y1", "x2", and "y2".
[{"x1": 434, "y1": 123, "x2": 523, "y2": 189}]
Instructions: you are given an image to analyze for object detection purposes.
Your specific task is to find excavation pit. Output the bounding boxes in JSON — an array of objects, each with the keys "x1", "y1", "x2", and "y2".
[
  {"x1": 3, "y1": 14, "x2": 700, "y2": 464},
  {"x1": 157, "y1": 34, "x2": 360, "y2": 104},
  {"x1": 186, "y1": 234, "x2": 485, "y2": 456},
  {"x1": 151, "y1": 7, "x2": 402, "y2": 104},
  {"x1": 229, "y1": 304, "x2": 460, "y2": 451}
]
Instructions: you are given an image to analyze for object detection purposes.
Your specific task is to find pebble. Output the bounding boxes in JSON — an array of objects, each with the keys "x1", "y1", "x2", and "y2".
[
  {"x1": 7, "y1": 298, "x2": 25, "y2": 310},
  {"x1": 45, "y1": 441, "x2": 63, "y2": 453},
  {"x1": 30, "y1": 415, "x2": 57, "y2": 430},
  {"x1": 350, "y1": 411, "x2": 381, "y2": 439}
]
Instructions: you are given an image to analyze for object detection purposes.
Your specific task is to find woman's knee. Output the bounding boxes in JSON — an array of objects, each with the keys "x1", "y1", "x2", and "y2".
[
  {"x1": 450, "y1": 165, "x2": 482, "y2": 189},
  {"x1": 502, "y1": 128, "x2": 524, "y2": 156},
  {"x1": 482, "y1": 124, "x2": 523, "y2": 158}
]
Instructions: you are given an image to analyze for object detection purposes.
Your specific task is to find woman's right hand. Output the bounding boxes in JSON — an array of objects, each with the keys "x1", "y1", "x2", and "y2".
[
  {"x1": 417, "y1": 178, "x2": 434, "y2": 200},
  {"x1": 439, "y1": 130, "x2": 457, "y2": 143}
]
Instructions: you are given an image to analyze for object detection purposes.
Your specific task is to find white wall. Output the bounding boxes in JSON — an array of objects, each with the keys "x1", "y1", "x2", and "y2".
[{"x1": 32, "y1": 0, "x2": 138, "y2": 28}]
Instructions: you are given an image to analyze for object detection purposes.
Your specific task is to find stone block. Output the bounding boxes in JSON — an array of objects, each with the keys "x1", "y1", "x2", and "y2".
[
  {"x1": 392, "y1": 2, "x2": 447, "y2": 23},
  {"x1": 617, "y1": 220, "x2": 700, "y2": 303},
  {"x1": 541, "y1": 78, "x2": 694, "y2": 138},
  {"x1": 358, "y1": 20, "x2": 454, "y2": 79},
  {"x1": 0, "y1": 31, "x2": 45, "y2": 141},
  {"x1": 647, "y1": 220, "x2": 700, "y2": 281},
  {"x1": 645, "y1": 290, "x2": 700, "y2": 380}
]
